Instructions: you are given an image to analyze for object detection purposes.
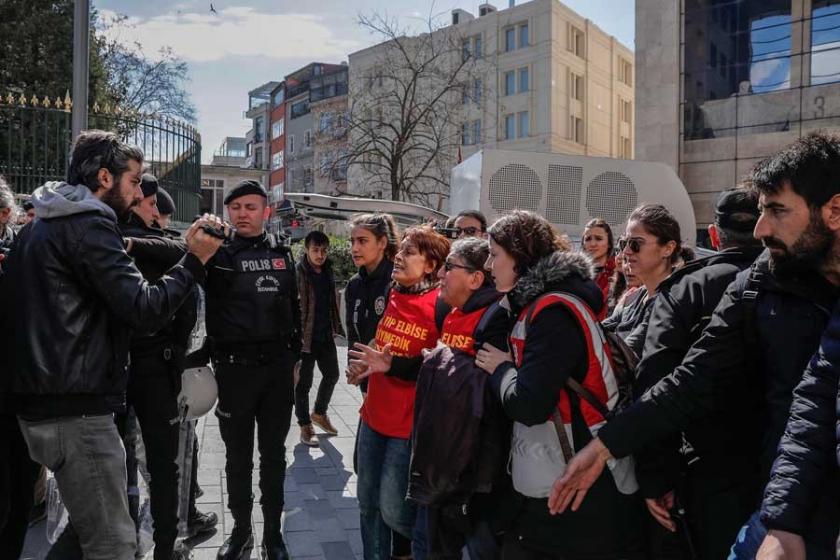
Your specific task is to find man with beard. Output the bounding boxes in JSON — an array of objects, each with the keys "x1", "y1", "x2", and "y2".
[
  {"x1": 2, "y1": 130, "x2": 224, "y2": 560},
  {"x1": 547, "y1": 132, "x2": 840, "y2": 559}
]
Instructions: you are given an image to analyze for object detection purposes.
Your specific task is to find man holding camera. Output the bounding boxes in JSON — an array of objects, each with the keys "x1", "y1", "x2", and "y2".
[
  {"x1": 2, "y1": 130, "x2": 223, "y2": 560},
  {"x1": 205, "y1": 180, "x2": 302, "y2": 560}
]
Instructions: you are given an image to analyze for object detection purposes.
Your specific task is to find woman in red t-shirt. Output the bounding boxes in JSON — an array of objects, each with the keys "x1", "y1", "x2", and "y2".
[{"x1": 348, "y1": 226, "x2": 450, "y2": 560}]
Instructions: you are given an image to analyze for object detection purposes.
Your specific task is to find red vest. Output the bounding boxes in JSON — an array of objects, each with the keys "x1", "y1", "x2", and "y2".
[
  {"x1": 361, "y1": 287, "x2": 441, "y2": 438},
  {"x1": 439, "y1": 306, "x2": 489, "y2": 357},
  {"x1": 509, "y1": 292, "x2": 619, "y2": 429}
]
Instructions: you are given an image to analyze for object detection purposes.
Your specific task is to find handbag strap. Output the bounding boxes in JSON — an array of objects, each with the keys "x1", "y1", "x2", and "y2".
[{"x1": 551, "y1": 411, "x2": 574, "y2": 463}]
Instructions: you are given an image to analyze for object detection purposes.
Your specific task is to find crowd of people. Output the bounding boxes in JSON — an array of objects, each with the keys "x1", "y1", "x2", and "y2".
[{"x1": 2, "y1": 128, "x2": 840, "y2": 560}]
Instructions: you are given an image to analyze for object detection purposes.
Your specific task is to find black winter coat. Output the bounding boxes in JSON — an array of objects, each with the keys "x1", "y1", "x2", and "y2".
[
  {"x1": 598, "y1": 250, "x2": 840, "y2": 555},
  {"x1": 761, "y1": 300, "x2": 840, "y2": 538},
  {"x1": 633, "y1": 245, "x2": 764, "y2": 498},
  {"x1": 490, "y1": 251, "x2": 646, "y2": 558},
  {"x1": 6, "y1": 184, "x2": 204, "y2": 417},
  {"x1": 345, "y1": 259, "x2": 393, "y2": 391}
]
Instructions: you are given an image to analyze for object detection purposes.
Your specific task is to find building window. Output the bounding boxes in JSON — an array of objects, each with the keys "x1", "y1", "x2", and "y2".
[
  {"x1": 570, "y1": 115, "x2": 584, "y2": 144},
  {"x1": 462, "y1": 39, "x2": 471, "y2": 62},
  {"x1": 504, "y1": 71, "x2": 516, "y2": 96},
  {"x1": 462, "y1": 122, "x2": 471, "y2": 145},
  {"x1": 505, "y1": 27, "x2": 516, "y2": 52},
  {"x1": 620, "y1": 98, "x2": 632, "y2": 125},
  {"x1": 518, "y1": 111, "x2": 529, "y2": 138},
  {"x1": 289, "y1": 135, "x2": 295, "y2": 154},
  {"x1": 254, "y1": 117, "x2": 265, "y2": 142},
  {"x1": 519, "y1": 67, "x2": 529, "y2": 92},
  {"x1": 570, "y1": 72, "x2": 584, "y2": 101},
  {"x1": 271, "y1": 118, "x2": 284, "y2": 139},
  {"x1": 504, "y1": 114, "x2": 516, "y2": 140},
  {"x1": 304, "y1": 130, "x2": 312, "y2": 148},
  {"x1": 474, "y1": 78, "x2": 482, "y2": 104},
  {"x1": 812, "y1": 1, "x2": 840, "y2": 85},
  {"x1": 319, "y1": 112, "x2": 333, "y2": 133},
  {"x1": 473, "y1": 35, "x2": 482, "y2": 59},
  {"x1": 200, "y1": 179, "x2": 225, "y2": 216},
  {"x1": 272, "y1": 88, "x2": 285, "y2": 107},
  {"x1": 290, "y1": 99, "x2": 310, "y2": 119},
  {"x1": 271, "y1": 151, "x2": 284, "y2": 171},
  {"x1": 569, "y1": 25, "x2": 585, "y2": 57},
  {"x1": 619, "y1": 136, "x2": 632, "y2": 159},
  {"x1": 618, "y1": 57, "x2": 632, "y2": 86},
  {"x1": 519, "y1": 22, "x2": 529, "y2": 48},
  {"x1": 473, "y1": 119, "x2": 481, "y2": 144}
]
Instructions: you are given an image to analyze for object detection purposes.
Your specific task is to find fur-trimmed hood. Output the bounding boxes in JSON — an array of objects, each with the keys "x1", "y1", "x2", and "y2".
[{"x1": 507, "y1": 250, "x2": 602, "y2": 315}]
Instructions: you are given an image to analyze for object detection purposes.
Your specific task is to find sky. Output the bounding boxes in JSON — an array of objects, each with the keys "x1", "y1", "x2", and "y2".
[{"x1": 93, "y1": 0, "x2": 636, "y2": 163}]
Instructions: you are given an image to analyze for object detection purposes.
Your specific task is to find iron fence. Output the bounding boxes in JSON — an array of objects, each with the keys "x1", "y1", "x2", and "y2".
[{"x1": 0, "y1": 92, "x2": 202, "y2": 224}]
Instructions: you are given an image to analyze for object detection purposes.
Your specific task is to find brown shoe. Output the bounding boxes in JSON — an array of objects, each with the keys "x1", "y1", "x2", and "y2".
[
  {"x1": 310, "y1": 413, "x2": 339, "y2": 436},
  {"x1": 300, "y1": 423, "x2": 318, "y2": 447}
]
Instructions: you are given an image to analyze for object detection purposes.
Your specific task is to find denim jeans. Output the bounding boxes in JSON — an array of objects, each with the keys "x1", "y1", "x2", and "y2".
[
  {"x1": 357, "y1": 420, "x2": 416, "y2": 560},
  {"x1": 18, "y1": 414, "x2": 137, "y2": 560},
  {"x1": 728, "y1": 510, "x2": 767, "y2": 560}
]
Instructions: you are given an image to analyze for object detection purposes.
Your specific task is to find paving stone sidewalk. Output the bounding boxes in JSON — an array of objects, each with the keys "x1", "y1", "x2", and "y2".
[{"x1": 21, "y1": 344, "x2": 363, "y2": 560}]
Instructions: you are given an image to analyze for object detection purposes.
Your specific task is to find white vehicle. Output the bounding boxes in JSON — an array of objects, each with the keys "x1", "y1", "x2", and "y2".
[{"x1": 451, "y1": 149, "x2": 698, "y2": 246}]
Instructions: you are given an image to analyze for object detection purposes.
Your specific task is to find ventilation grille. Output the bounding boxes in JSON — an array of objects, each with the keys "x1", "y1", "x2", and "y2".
[
  {"x1": 585, "y1": 171, "x2": 638, "y2": 225},
  {"x1": 547, "y1": 165, "x2": 582, "y2": 225},
  {"x1": 488, "y1": 163, "x2": 542, "y2": 211}
]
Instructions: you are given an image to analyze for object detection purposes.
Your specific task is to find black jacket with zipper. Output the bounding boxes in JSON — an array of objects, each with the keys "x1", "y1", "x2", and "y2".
[
  {"x1": 599, "y1": 250, "x2": 840, "y2": 556},
  {"x1": 5, "y1": 182, "x2": 204, "y2": 417}
]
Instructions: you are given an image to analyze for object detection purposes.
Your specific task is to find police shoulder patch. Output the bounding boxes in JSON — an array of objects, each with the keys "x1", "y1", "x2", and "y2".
[{"x1": 374, "y1": 295, "x2": 386, "y2": 316}]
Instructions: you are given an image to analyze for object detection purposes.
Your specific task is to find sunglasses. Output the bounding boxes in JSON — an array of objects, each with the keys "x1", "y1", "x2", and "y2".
[
  {"x1": 444, "y1": 261, "x2": 476, "y2": 272},
  {"x1": 456, "y1": 226, "x2": 482, "y2": 237},
  {"x1": 617, "y1": 237, "x2": 647, "y2": 253}
]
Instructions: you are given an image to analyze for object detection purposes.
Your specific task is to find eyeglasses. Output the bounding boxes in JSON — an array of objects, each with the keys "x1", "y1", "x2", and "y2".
[
  {"x1": 617, "y1": 237, "x2": 647, "y2": 253},
  {"x1": 455, "y1": 226, "x2": 482, "y2": 237},
  {"x1": 444, "y1": 261, "x2": 476, "y2": 272}
]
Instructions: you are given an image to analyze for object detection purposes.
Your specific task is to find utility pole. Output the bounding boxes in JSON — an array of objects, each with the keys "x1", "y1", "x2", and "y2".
[{"x1": 71, "y1": 0, "x2": 91, "y2": 139}]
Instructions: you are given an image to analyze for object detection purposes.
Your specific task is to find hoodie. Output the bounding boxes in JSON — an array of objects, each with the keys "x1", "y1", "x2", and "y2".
[{"x1": 32, "y1": 181, "x2": 117, "y2": 221}]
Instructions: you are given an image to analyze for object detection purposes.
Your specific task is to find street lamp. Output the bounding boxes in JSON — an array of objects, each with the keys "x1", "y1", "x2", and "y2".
[{"x1": 71, "y1": 0, "x2": 90, "y2": 139}]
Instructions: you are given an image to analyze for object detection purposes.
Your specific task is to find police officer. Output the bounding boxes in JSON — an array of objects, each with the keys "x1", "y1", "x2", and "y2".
[
  {"x1": 206, "y1": 180, "x2": 301, "y2": 560},
  {"x1": 121, "y1": 174, "x2": 219, "y2": 560}
]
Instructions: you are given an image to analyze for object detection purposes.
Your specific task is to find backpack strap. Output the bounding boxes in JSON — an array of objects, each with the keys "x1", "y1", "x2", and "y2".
[{"x1": 740, "y1": 267, "x2": 762, "y2": 359}]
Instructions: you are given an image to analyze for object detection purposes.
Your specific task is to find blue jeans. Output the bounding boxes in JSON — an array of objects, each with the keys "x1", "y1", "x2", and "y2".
[
  {"x1": 19, "y1": 414, "x2": 137, "y2": 560},
  {"x1": 357, "y1": 420, "x2": 416, "y2": 560},
  {"x1": 728, "y1": 510, "x2": 767, "y2": 560}
]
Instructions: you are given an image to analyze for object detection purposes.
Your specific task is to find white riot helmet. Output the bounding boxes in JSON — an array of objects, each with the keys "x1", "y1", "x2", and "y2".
[{"x1": 178, "y1": 366, "x2": 218, "y2": 420}]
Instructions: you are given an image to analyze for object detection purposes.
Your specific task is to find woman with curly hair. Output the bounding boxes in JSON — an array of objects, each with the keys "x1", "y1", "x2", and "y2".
[
  {"x1": 348, "y1": 226, "x2": 451, "y2": 560},
  {"x1": 475, "y1": 210, "x2": 644, "y2": 560}
]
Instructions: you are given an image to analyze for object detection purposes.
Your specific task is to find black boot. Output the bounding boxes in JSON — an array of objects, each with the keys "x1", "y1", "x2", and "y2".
[
  {"x1": 260, "y1": 514, "x2": 289, "y2": 560},
  {"x1": 217, "y1": 523, "x2": 254, "y2": 560}
]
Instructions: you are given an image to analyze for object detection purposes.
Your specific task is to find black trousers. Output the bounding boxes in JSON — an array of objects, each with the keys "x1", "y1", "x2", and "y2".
[
  {"x1": 128, "y1": 352, "x2": 183, "y2": 556},
  {"x1": 0, "y1": 413, "x2": 40, "y2": 559},
  {"x1": 215, "y1": 355, "x2": 294, "y2": 525},
  {"x1": 295, "y1": 337, "x2": 340, "y2": 426}
]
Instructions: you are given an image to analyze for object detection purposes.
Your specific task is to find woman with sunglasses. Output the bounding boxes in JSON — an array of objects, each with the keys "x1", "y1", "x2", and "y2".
[
  {"x1": 581, "y1": 218, "x2": 616, "y2": 319},
  {"x1": 347, "y1": 226, "x2": 451, "y2": 560},
  {"x1": 409, "y1": 237, "x2": 514, "y2": 560},
  {"x1": 603, "y1": 203, "x2": 681, "y2": 358},
  {"x1": 474, "y1": 210, "x2": 645, "y2": 560}
]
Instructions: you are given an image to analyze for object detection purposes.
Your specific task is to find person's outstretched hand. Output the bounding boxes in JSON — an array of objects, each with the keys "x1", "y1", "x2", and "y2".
[
  {"x1": 756, "y1": 530, "x2": 805, "y2": 560},
  {"x1": 548, "y1": 437, "x2": 612, "y2": 514},
  {"x1": 348, "y1": 342, "x2": 393, "y2": 382}
]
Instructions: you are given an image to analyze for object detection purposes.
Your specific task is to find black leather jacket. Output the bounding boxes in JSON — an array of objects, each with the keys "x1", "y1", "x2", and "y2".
[{"x1": 4, "y1": 182, "x2": 205, "y2": 417}]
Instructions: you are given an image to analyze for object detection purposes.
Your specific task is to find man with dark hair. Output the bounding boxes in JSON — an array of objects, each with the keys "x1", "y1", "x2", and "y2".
[
  {"x1": 627, "y1": 188, "x2": 763, "y2": 559},
  {"x1": 453, "y1": 210, "x2": 487, "y2": 239},
  {"x1": 549, "y1": 132, "x2": 840, "y2": 559},
  {"x1": 119, "y1": 172, "x2": 219, "y2": 559},
  {"x1": 205, "y1": 180, "x2": 302, "y2": 560},
  {"x1": 3, "y1": 130, "x2": 223, "y2": 560},
  {"x1": 295, "y1": 230, "x2": 345, "y2": 447}
]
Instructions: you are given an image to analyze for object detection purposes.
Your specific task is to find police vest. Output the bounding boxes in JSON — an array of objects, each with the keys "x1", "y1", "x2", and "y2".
[
  {"x1": 361, "y1": 287, "x2": 440, "y2": 439},
  {"x1": 206, "y1": 234, "x2": 296, "y2": 347},
  {"x1": 439, "y1": 306, "x2": 490, "y2": 357}
]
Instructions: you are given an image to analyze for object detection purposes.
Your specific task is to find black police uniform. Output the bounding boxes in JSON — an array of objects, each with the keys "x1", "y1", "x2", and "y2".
[
  {"x1": 206, "y1": 229, "x2": 301, "y2": 559},
  {"x1": 120, "y1": 212, "x2": 202, "y2": 560}
]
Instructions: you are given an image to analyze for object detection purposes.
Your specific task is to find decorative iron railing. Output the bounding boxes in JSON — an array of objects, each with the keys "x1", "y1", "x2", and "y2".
[{"x1": 0, "y1": 92, "x2": 202, "y2": 224}]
